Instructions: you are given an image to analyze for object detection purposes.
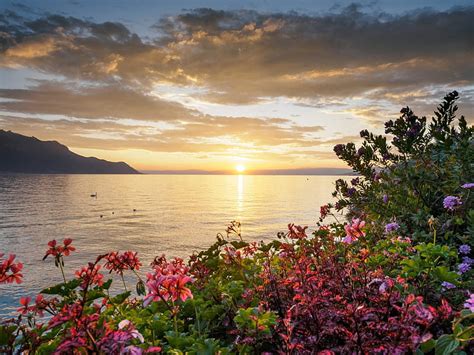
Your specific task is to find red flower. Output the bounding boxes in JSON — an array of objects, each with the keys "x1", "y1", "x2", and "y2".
[
  {"x1": 18, "y1": 296, "x2": 31, "y2": 315},
  {"x1": 319, "y1": 204, "x2": 331, "y2": 220},
  {"x1": 288, "y1": 224, "x2": 308, "y2": 239},
  {"x1": 75, "y1": 263, "x2": 104, "y2": 289},
  {"x1": 62, "y1": 238, "x2": 76, "y2": 256},
  {"x1": 0, "y1": 253, "x2": 23, "y2": 284},
  {"x1": 43, "y1": 238, "x2": 76, "y2": 260},
  {"x1": 104, "y1": 251, "x2": 141, "y2": 274}
]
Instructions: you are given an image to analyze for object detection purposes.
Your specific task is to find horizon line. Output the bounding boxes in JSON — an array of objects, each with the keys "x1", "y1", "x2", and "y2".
[{"x1": 140, "y1": 168, "x2": 355, "y2": 176}]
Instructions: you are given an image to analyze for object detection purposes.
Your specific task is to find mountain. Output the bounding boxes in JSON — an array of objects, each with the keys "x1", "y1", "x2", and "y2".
[{"x1": 0, "y1": 130, "x2": 139, "y2": 174}]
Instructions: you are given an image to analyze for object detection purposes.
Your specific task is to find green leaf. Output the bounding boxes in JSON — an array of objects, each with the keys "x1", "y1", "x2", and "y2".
[
  {"x1": 41, "y1": 279, "x2": 81, "y2": 296},
  {"x1": 420, "y1": 339, "x2": 436, "y2": 353},
  {"x1": 433, "y1": 266, "x2": 459, "y2": 283},
  {"x1": 110, "y1": 291, "x2": 131, "y2": 304},
  {"x1": 0, "y1": 325, "x2": 15, "y2": 345},
  {"x1": 435, "y1": 334, "x2": 460, "y2": 355},
  {"x1": 102, "y1": 279, "x2": 113, "y2": 290}
]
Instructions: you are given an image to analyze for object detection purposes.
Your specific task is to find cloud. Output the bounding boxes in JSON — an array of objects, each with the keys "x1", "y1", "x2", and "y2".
[
  {"x1": 0, "y1": 81, "x2": 195, "y2": 121},
  {"x1": 0, "y1": 6, "x2": 472, "y2": 104},
  {"x1": 0, "y1": 80, "x2": 325, "y2": 153},
  {"x1": 0, "y1": 5, "x2": 472, "y2": 168}
]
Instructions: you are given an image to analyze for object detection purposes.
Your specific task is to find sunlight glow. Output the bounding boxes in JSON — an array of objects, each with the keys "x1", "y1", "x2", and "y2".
[{"x1": 235, "y1": 164, "x2": 246, "y2": 173}]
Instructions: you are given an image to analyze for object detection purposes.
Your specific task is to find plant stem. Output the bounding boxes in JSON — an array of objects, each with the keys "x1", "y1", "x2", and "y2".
[
  {"x1": 58, "y1": 259, "x2": 67, "y2": 283},
  {"x1": 172, "y1": 299, "x2": 178, "y2": 333},
  {"x1": 120, "y1": 273, "x2": 128, "y2": 292}
]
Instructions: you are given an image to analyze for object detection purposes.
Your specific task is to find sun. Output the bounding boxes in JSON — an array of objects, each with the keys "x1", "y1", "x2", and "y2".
[{"x1": 235, "y1": 164, "x2": 246, "y2": 173}]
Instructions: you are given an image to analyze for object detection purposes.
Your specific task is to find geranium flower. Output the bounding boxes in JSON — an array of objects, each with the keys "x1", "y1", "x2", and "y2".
[
  {"x1": 144, "y1": 274, "x2": 193, "y2": 305},
  {"x1": 104, "y1": 251, "x2": 142, "y2": 274},
  {"x1": 62, "y1": 238, "x2": 76, "y2": 256},
  {"x1": 343, "y1": 218, "x2": 366, "y2": 244},
  {"x1": 43, "y1": 238, "x2": 76, "y2": 260},
  {"x1": 461, "y1": 182, "x2": 474, "y2": 189},
  {"x1": 75, "y1": 263, "x2": 104, "y2": 289},
  {"x1": 319, "y1": 205, "x2": 331, "y2": 220},
  {"x1": 288, "y1": 224, "x2": 308, "y2": 239},
  {"x1": 0, "y1": 253, "x2": 23, "y2": 284},
  {"x1": 18, "y1": 296, "x2": 31, "y2": 315}
]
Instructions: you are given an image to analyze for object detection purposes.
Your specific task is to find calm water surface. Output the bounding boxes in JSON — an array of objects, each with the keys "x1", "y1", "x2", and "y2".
[{"x1": 0, "y1": 174, "x2": 342, "y2": 314}]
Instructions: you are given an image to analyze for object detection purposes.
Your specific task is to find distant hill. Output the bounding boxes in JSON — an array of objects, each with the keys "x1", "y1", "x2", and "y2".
[{"x1": 0, "y1": 130, "x2": 139, "y2": 174}]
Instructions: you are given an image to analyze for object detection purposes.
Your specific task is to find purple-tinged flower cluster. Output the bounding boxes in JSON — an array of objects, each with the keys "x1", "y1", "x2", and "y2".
[
  {"x1": 462, "y1": 256, "x2": 473, "y2": 265},
  {"x1": 461, "y1": 182, "x2": 474, "y2": 189},
  {"x1": 441, "y1": 281, "x2": 456, "y2": 290},
  {"x1": 382, "y1": 194, "x2": 389, "y2": 204},
  {"x1": 464, "y1": 294, "x2": 474, "y2": 312},
  {"x1": 459, "y1": 244, "x2": 471, "y2": 255},
  {"x1": 385, "y1": 222, "x2": 400, "y2": 233},
  {"x1": 443, "y1": 196, "x2": 462, "y2": 211},
  {"x1": 458, "y1": 263, "x2": 471, "y2": 274}
]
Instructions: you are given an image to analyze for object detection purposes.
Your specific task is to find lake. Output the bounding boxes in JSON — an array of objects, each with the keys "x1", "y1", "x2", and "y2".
[{"x1": 0, "y1": 174, "x2": 343, "y2": 315}]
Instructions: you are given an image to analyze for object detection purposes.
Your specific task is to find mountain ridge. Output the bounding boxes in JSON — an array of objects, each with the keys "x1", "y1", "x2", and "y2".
[{"x1": 0, "y1": 130, "x2": 139, "y2": 174}]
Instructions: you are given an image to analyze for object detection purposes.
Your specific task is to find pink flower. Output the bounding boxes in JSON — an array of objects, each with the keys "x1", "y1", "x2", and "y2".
[
  {"x1": 343, "y1": 218, "x2": 366, "y2": 244},
  {"x1": 464, "y1": 294, "x2": 474, "y2": 312},
  {"x1": 144, "y1": 274, "x2": 193, "y2": 305}
]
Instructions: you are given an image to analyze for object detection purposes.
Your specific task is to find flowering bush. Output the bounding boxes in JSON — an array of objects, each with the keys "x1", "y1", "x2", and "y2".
[
  {"x1": 0, "y1": 92, "x2": 473, "y2": 353},
  {"x1": 332, "y1": 91, "x2": 473, "y2": 248}
]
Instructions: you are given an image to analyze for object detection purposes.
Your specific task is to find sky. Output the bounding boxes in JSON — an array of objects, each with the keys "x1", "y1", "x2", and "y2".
[{"x1": 0, "y1": 0, "x2": 473, "y2": 172}]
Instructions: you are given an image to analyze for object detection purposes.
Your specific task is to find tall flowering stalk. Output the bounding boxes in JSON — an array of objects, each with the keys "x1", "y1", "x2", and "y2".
[
  {"x1": 144, "y1": 256, "x2": 193, "y2": 332},
  {"x1": 104, "y1": 251, "x2": 142, "y2": 292},
  {"x1": 43, "y1": 238, "x2": 76, "y2": 283}
]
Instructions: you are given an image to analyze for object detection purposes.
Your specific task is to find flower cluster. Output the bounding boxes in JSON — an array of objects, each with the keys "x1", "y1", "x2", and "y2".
[
  {"x1": 385, "y1": 221, "x2": 400, "y2": 233},
  {"x1": 443, "y1": 196, "x2": 463, "y2": 211},
  {"x1": 0, "y1": 253, "x2": 23, "y2": 284},
  {"x1": 104, "y1": 251, "x2": 142, "y2": 274},
  {"x1": 75, "y1": 262, "x2": 104, "y2": 289},
  {"x1": 343, "y1": 218, "x2": 366, "y2": 243},
  {"x1": 43, "y1": 238, "x2": 76, "y2": 260},
  {"x1": 144, "y1": 256, "x2": 193, "y2": 305}
]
